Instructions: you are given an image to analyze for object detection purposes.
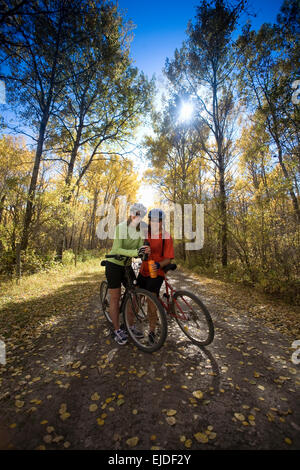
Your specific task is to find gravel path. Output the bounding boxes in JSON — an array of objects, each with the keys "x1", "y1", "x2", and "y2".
[{"x1": 0, "y1": 268, "x2": 299, "y2": 450}]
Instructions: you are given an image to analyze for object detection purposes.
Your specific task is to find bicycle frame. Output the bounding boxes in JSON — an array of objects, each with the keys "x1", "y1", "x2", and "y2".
[{"x1": 159, "y1": 273, "x2": 192, "y2": 322}]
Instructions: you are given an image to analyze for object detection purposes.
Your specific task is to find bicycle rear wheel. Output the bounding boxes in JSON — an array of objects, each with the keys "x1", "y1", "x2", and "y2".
[
  {"x1": 99, "y1": 280, "x2": 112, "y2": 324},
  {"x1": 173, "y1": 290, "x2": 214, "y2": 346},
  {"x1": 123, "y1": 288, "x2": 167, "y2": 353}
]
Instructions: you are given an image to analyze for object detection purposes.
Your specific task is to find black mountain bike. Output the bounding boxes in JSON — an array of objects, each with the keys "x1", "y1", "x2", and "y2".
[{"x1": 99, "y1": 254, "x2": 167, "y2": 353}]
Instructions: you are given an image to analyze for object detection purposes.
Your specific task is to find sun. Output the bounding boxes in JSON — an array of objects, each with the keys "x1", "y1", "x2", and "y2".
[
  {"x1": 179, "y1": 101, "x2": 194, "y2": 122},
  {"x1": 137, "y1": 184, "x2": 157, "y2": 210}
]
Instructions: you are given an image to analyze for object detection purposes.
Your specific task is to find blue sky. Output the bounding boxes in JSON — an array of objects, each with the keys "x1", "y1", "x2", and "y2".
[
  {"x1": 116, "y1": 0, "x2": 286, "y2": 205},
  {"x1": 118, "y1": 0, "x2": 285, "y2": 79}
]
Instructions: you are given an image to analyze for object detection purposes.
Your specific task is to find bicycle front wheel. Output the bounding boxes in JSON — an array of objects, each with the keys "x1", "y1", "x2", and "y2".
[
  {"x1": 123, "y1": 288, "x2": 167, "y2": 353},
  {"x1": 173, "y1": 290, "x2": 214, "y2": 346},
  {"x1": 99, "y1": 280, "x2": 112, "y2": 324}
]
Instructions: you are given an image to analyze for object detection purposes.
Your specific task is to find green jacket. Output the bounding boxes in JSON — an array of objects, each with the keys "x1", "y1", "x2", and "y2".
[{"x1": 107, "y1": 221, "x2": 144, "y2": 266}]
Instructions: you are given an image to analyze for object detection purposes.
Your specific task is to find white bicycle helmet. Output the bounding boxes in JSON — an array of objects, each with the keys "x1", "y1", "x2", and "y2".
[{"x1": 129, "y1": 203, "x2": 147, "y2": 218}]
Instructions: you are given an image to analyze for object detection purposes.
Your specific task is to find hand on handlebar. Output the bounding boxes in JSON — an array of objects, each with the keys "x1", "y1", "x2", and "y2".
[{"x1": 138, "y1": 245, "x2": 151, "y2": 258}]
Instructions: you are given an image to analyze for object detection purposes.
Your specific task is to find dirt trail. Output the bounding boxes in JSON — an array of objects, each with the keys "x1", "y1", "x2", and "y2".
[{"x1": 0, "y1": 268, "x2": 299, "y2": 450}]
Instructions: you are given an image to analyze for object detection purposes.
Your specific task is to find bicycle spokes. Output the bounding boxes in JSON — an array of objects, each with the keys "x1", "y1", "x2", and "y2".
[
  {"x1": 123, "y1": 290, "x2": 167, "y2": 353},
  {"x1": 173, "y1": 291, "x2": 214, "y2": 346}
]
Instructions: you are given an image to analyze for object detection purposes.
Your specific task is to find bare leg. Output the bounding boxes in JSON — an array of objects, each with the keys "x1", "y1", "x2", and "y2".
[
  {"x1": 109, "y1": 288, "x2": 121, "y2": 331},
  {"x1": 148, "y1": 296, "x2": 158, "y2": 332}
]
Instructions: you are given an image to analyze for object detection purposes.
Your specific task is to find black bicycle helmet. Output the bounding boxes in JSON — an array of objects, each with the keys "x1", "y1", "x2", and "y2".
[{"x1": 148, "y1": 208, "x2": 165, "y2": 221}]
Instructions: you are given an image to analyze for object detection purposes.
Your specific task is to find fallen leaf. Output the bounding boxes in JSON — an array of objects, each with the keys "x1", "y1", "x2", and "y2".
[
  {"x1": 166, "y1": 417, "x2": 176, "y2": 426},
  {"x1": 194, "y1": 432, "x2": 208, "y2": 443},
  {"x1": 166, "y1": 409, "x2": 177, "y2": 416},
  {"x1": 185, "y1": 439, "x2": 192, "y2": 448},
  {"x1": 15, "y1": 400, "x2": 24, "y2": 408},
  {"x1": 60, "y1": 412, "x2": 70, "y2": 421},
  {"x1": 234, "y1": 413, "x2": 245, "y2": 421},
  {"x1": 91, "y1": 393, "x2": 100, "y2": 401},
  {"x1": 192, "y1": 391, "x2": 203, "y2": 399},
  {"x1": 126, "y1": 437, "x2": 139, "y2": 447},
  {"x1": 89, "y1": 404, "x2": 98, "y2": 412}
]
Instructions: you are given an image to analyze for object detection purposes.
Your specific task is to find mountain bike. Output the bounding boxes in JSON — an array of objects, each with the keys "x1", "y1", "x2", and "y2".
[
  {"x1": 159, "y1": 263, "x2": 214, "y2": 346},
  {"x1": 99, "y1": 254, "x2": 167, "y2": 353}
]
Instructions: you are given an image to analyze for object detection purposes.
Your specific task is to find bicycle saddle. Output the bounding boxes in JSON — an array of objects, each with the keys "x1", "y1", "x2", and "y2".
[{"x1": 163, "y1": 263, "x2": 177, "y2": 273}]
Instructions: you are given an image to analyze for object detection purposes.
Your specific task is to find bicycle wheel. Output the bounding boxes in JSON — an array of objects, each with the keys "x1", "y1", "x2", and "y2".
[
  {"x1": 173, "y1": 290, "x2": 214, "y2": 346},
  {"x1": 123, "y1": 288, "x2": 167, "y2": 353},
  {"x1": 99, "y1": 280, "x2": 112, "y2": 324}
]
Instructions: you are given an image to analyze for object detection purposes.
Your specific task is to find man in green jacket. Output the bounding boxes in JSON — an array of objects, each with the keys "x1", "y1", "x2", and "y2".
[{"x1": 105, "y1": 203, "x2": 150, "y2": 345}]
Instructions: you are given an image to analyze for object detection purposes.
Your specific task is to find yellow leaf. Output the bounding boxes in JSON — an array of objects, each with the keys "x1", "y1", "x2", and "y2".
[
  {"x1": 284, "y1": 438, "x2": 292, "y2": 445},
  {"x1": 166, "y1": 417, "x2": 176, "y2": 426},
  {"x1": 89, "y1": 404, "x2": 98, "y2": 412},
  {"x1": 15, "y1": 400, "x2": 24, "y2": 408},
  {"x1": 150, "y1": 435, "x2": 156, "y2": 441},
  {"x1": 72, "y1": 361, "x2": 81, "y2": 369},
  {"x1": 91, "y1": 393, "x2": 100, "y2": 401},
  {"x1": 234, "y1": 413, "x2": 245, "y2": 421},
  {"x1": 60, "y1": 412, "x2": 70, "y2": 421},
  {"x1": 126, "y1": 437, "x2": 139, "y2": 447},
  {"x1": 194, "y1": 432, "x2": 208, "y2": 443},
  {"x1": 185, "y1": 439, "x2": 192, "y2": 448},
  {"x1": 166, "y1": 409, "x2": 177, "y2": 416},
  {"x1": 59, "y1": 403, "x2": 67, "y2": 414},
  {"x1": 97, "y1": 418, "x2": 105, "y2": 426},
  {"x1": 192, "y1": 391, "x2": 203, "y2": 399}
]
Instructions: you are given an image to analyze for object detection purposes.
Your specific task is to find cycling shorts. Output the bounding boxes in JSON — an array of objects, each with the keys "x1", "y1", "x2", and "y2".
[
  {"x1": 105, "y1": 261, "x2": 136, "y2": 289},
  {"x1": 136, "y1": 273, "x2": 164, "y2": 296}
]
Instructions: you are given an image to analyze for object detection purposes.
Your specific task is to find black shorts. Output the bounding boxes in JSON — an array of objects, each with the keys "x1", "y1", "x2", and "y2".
[
  {"x1": 105, "y1": 261, "x2": 136, "y2": 289},
  {"x1": 136, "y1": 273, "x2": 164, "y2": 296}
]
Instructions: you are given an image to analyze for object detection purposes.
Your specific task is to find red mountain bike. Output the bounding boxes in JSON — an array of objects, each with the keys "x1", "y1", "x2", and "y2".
[
  {"x1": 159, "y1": 263, "x2": 214, "y2": 347},
  {"x1": 100, "y1": 258, "x2": 214, "y2": 353}
]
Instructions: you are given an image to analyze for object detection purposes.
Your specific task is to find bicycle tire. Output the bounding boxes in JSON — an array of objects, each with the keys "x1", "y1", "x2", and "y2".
[
  {"x1": 99, "y1": 280, "x2": 112, "y2": 324},
  {"x1": 123, "y1": 288, "x2": 168, "y2": 353},
  {"x1": 172, "y1": 290, "x2": 214, "y2": 346}
]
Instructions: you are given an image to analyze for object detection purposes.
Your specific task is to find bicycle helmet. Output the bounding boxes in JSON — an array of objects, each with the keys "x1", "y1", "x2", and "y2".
[
  {"x1": 129, "y1": 203, "x2": 147, "y2": 218},
  {"x1": 148, "y1": 208, "x2": 165, "y2": 221}
]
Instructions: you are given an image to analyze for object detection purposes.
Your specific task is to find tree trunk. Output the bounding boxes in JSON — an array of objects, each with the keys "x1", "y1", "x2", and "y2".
[
  {"x1": 20, "y1": 118, "x2": 47, "y2": 252},
  {"x1": 219, "y1": 162, "x2": 228, "y2": 267}
]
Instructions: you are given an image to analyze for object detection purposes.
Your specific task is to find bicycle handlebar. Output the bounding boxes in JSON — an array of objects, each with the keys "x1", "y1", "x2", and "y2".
[{"x1": 105, "y1": 254, "x2": 127, "y2": 261}]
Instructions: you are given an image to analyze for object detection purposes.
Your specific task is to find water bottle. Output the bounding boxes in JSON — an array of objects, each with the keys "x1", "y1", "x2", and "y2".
[{"x1": 148, "y1": 260, "x2": 157, "y2": 278}]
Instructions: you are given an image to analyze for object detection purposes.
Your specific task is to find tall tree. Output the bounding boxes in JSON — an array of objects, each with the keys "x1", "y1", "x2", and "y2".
[
  {"x1": 0, "y1": 0, "x2": 91, "y2": 251},
  {"x1": 236, "y1": 0, "x2": 300, "y2": 221},
  {"x1": 43, "y1": 1, "x2": 153, "y2": 259},
  {"x1": 164, "y1": 0, "x2": 247, "y2": 266}
]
